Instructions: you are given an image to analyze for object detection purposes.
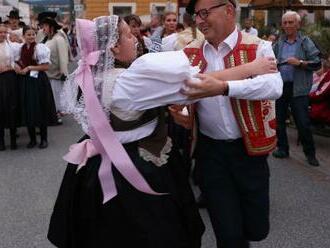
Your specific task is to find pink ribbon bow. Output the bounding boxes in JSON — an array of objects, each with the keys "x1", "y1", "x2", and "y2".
[{"x1": 63, "y1": 50, "x2": 163, "y2": 203}]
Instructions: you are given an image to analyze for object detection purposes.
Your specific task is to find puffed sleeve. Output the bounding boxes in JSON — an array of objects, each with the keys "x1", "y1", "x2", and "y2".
[
  {"x1": 111, "y1": 50, "x2": 197, "y2": 111},
  {"x1": 35, "y1": 43, "x2": 51, "y2": 64},
  {"x1": 8, "y1": 41, "x2": 23, "y2": 63}
]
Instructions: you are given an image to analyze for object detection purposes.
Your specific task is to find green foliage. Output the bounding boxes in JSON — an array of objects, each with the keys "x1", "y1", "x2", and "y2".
[{"x1": 301, "y1": 22, "x2": 330, "y2": 58}]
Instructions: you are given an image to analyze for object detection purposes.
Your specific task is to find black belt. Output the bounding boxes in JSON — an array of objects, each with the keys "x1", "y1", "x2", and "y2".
[{"x1": 199, "y1": 132, "x2": 242, "y2": 145}]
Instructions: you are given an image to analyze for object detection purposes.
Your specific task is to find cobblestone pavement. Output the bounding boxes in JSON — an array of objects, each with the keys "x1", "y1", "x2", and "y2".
[{"x1": 0, "y1": 117, "x2": 329, "y2": 248}]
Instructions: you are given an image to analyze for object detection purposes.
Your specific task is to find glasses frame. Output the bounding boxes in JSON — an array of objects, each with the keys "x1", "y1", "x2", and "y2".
[{"x1": 193, "y1": 3, "x2": 227, "y2": 20}]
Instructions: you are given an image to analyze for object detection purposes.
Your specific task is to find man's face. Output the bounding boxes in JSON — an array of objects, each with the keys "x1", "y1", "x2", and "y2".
[
  {"x1": 244, "y1": 19, "x2": 252, "y2": 29},
  {"x1": 194, "y1": 0, "x2": 233, "y2": 45},
  {"x1": 282, "y1": 14, "x2": 299, "y2": 37}
]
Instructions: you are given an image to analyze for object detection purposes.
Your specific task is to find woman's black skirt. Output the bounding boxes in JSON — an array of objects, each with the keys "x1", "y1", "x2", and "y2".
[
  {"x1": 48, "y1": 137, "x2": 205, "y2": 248},
  {"x1": 0, "y1": 71, "x2": 20, "y2": 128},
  {"x1": 19, "y1": 71, "x2": 57, "y2": 127}
]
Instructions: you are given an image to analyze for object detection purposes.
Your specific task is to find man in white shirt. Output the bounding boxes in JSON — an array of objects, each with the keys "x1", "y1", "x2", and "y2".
[
  {"x1": 170, "y1": 0, "x2": 283, "y2": 247},
  {"x1": 241, "y1": 17, "x2": 258, "y2": 37}
]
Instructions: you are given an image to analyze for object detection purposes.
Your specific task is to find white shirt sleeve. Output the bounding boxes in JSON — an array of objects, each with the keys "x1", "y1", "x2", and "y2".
[
  {"x1": 111, "y1": 50, "x2": 196, "y2": 111},
  {"x1": 161, "y1": 33, "x2": 178, "y2": 52},
  {"x1": 35, "y1": 43, "x2": 51, "y2": 64},
  {"x1": 228, "y1": 40, "x2": 283, "y2": 100}
]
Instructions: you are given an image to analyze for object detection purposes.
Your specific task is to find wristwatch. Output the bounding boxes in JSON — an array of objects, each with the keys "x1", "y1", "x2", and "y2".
[{"x1": 299, "y1": 60, "x2": 304, "y2": 66}]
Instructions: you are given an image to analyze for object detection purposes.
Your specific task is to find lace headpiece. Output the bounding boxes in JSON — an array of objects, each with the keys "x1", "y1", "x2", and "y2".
[{"x1": 62, "y1": 15, "x2": 120, "y2": 133}]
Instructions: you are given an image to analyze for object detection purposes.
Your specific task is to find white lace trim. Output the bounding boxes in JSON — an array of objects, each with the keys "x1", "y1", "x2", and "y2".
[
  {"x1": 138, "y1": 137, "x2": 173, "y2": 167},
  {"x1": 60, "y1": 16, "x2": 120, "y2": 134}
]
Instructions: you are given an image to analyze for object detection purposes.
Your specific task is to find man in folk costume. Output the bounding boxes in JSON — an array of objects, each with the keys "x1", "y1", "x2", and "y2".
[{"x1": 170, "y1": 0, "x2": 283, "y2": 247}]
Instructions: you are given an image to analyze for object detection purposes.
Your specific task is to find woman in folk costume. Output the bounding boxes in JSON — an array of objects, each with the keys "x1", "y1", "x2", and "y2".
[
  {"x1": 0, "y1": 24, "x2": 20, "y2": 150},
  {"x1": 15, "y1": 26, "x2": 57, "y2": 149},
  {"x1": 47, "y1": 16, "x2": 277, "y2": 248}
]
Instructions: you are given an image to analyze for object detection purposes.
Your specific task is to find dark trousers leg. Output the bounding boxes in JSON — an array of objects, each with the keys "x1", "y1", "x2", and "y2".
[
  {"x1": 290, "y1": 96, "x2": 315, "y2": 157},
  {"x1": 197, "y1": 135, "x2": 269, "y2": 248},
  {"x1": 9, "y1": 128, "x2": 16, "y2": 147},
  {"x1": 0, "y1": 128, "x2": 4, "y2": 147},
  {"x1": 40, "y1": 125, "x2": 48, "y2": 142},
  {"x1": 27, "y1": 127, "x2": 36, "y2": 142},
  {"x1": 275, "y1": 82, "x2": 293, "y2": 153}
]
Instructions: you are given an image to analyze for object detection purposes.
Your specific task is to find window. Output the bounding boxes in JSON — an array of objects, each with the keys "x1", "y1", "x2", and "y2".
[
  {"x1": 109, "y1": 3, "x2": 136, "y2": 17},
  {"x1": 150, "y1": 2, "x2": 177, "y2": 15}
]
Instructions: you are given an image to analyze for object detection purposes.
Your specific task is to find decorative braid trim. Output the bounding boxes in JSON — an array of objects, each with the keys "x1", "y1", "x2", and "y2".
[{"x1": 138, "y1": 137, "x2": 173, "y2": 167}]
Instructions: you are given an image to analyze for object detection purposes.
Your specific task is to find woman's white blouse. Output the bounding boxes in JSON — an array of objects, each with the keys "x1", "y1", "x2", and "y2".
[
  {"x1": 111, "y1": 50, "x2": 197, "y2": 111},
  {"x1": 34, "y1": 43, "x2": 51, "y2": 64}
]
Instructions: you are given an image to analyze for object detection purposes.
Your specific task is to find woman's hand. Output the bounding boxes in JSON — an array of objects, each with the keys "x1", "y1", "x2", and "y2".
[
  {"x1": 14, "y1": 64, "x2": 22, "y2": 74},
  {"x1": 20, "y1": 66, "x2": 30, "y2": 75},
  {"x1": 168, "y1": 105, "x2": 192, "y2": 129},
  {"x1": 249, "y1": 57, "x2": 278, "y2": 76},
  {"x1": 181, "y1": 74, "x2": 228, "y2": 99}
]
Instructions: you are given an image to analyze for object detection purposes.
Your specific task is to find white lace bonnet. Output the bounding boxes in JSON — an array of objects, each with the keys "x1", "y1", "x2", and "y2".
[{"x1": 61, "y1": 15, "x2": 120, "y2": 133}]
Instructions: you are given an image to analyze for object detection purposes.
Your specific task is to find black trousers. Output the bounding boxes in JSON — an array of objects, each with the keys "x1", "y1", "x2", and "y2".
[
  {"x1": 196, "y1": 134, "x2": 270, "y2": 248},
  {"x1": 27, "y1": 125, "x2": 47, "y2": 142},
  {"x1": 275, "y1": 81, "x2": 315, "y2": 156}
]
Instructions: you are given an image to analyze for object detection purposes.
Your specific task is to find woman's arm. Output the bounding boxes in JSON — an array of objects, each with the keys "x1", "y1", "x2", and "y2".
[
  {"x1": 27, "y1": 63, "x2": 49, "y2": 72},
  {"x1": 19, "y1": 63, "x2": 49, "y2": 75},
  {"x1": 207, "y1": 57, "x2": 277, "y2": 80}
]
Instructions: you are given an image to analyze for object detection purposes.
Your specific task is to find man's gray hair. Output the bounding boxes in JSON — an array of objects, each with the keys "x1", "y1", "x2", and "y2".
[{"x1": 282, "y1": 11, "x2": 301, "y2": 22}]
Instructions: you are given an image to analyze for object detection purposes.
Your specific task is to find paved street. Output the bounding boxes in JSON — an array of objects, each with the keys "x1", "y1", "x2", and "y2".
[{"x1": 0, "y1": 117, "x2": 330, "y2": 248}]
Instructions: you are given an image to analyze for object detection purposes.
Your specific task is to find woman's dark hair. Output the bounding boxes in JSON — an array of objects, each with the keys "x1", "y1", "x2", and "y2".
[
  {"x1": 124, "y1": 14, "x2": 142, "y2": 27},
  {"x1": 176, "y1": 23, "x2": 184, "y2": 31},
  {"x1": 22, "y1": 25, "x2": 35, "y2": 35}
]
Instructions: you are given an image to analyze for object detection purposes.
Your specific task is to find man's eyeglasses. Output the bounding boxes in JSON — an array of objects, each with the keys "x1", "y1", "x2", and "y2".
[
  {"x1": 193, "y1": 3, "x2": 227, "y2": 20},
  {"x1": 193, "y1": 0, "x2": 236, "y2": 20}
]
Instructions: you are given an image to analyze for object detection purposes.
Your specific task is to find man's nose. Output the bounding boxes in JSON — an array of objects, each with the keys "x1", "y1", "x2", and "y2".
[{"x1": 195, "y1": 15, "x2": 204, "y2": 25}]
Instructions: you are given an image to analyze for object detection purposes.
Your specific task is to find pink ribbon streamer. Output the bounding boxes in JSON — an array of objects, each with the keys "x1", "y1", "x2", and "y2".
[{"x1": 63, "y1": 51, "x2": 163, "y2": 203}]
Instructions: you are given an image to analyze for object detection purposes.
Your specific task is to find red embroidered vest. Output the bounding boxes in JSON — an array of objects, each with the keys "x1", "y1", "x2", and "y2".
[{"x1": 183, "y1": 32, "x2": 277, "y2": 156}]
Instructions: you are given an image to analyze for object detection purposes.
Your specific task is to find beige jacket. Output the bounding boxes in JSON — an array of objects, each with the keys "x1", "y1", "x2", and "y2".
[{"x1": 45, "y1": 32, "x2": 69, "y2": 80}]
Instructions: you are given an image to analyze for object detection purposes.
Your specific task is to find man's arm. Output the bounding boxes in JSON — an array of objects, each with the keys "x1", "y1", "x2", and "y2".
[
  {"x1": 183, "y1": 40, "x2": 283, "y2": 100},
  {"x1": 207, "y1": 56, "x2": 277, "y2": 81}
]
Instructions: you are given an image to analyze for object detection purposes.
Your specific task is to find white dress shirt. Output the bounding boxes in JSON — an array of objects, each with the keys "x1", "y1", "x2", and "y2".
[
  {"x1": 198, "y1": 27, "x2": 282, "y2": 140},
  {"x1": 241, "y1": 27, "x2": 258, "y2": 37},
  {"x1": 111, "y1": 30, "x2": 282, "y2": 141}
]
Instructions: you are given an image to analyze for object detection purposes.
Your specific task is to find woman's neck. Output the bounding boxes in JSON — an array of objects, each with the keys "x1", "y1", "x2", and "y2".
[{"x1": 163, "y1": 30, "x2": 175, "y2": 37}]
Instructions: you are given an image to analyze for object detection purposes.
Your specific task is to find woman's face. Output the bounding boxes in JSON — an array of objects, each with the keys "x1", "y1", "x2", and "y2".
[
  {"x1": 164, "y1": 14, "x2": 177, "y2": 34},
  {"x1": 0, "y1": 26, "x2": 7, "y2": 42},
  {"x1": 128, "y1": 20, "x2": 141, "y2": 38},
  {"x1": 24, "y1": 29, "x2": 36, "y2": 44},
  {"x1": 42, "y1": 24, "x2": 51, "y2": 36},
  {"x1": 113, "y1": 21, "x2": 138, "y2": 63}
]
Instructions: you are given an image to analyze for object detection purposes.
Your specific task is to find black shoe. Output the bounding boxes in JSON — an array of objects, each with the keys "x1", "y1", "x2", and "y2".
[
  {"x1": 307, "y1": 156, "x2": 320, "y2": 167},
  {"x1": 39, "y1": 140, "x2": 48, "y2": 149},
  {"x1": 26, "y1": 141, "x2": 37, "y2": 148},
  {"x1": 272, "y1": 149, "x2": 289, "y2": 158}
]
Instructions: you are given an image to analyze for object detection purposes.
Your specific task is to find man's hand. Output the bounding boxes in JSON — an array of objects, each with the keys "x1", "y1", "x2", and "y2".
[
  {"x1": 286, "y1": 57, "x2": 301, "y2": 66},
  {"x1": 181, "y1": 74, "x2": 228, "y2": 99},
  {"x1": 250, "y1": 57, "x2": 278, "y2": 75},
  {"x1": 168, "y1": 105, "x2": 192, "y2": 129}
]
